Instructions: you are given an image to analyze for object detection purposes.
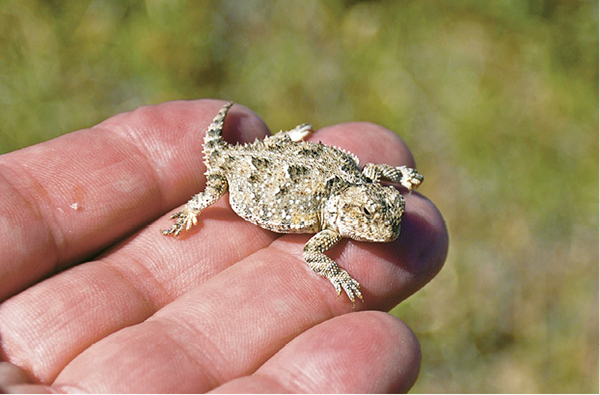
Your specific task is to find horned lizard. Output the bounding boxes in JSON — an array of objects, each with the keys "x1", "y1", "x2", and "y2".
[{"x1": 162, "y1": 102, "x2": 423, "y2": 303}]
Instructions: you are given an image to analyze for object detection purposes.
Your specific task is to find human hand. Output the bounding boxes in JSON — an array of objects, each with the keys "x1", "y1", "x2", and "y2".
[{"x1": 0, "y1": 100, "x2": 448, "y2": 393}]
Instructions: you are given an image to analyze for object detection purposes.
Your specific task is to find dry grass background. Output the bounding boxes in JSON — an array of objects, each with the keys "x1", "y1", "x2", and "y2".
[{"x1": 0, "y1": 0, "x2": 597, "y2": 392}]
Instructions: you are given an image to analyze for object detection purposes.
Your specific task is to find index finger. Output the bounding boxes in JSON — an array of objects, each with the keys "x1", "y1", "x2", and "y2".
[{"x1": 0, "y1": 100, "x2": 270, "y2": 300}]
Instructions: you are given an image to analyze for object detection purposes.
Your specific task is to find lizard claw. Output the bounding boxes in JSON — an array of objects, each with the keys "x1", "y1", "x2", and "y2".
[
  {"x1": 162, "y1": 209, "x2": 197, "y2": 236},
  {"x1": 399, "y1": 166, "x2": 424, "y2": 192},
  {"x1": 331, "y1": 270, "x2": 363, "y2": 305}
]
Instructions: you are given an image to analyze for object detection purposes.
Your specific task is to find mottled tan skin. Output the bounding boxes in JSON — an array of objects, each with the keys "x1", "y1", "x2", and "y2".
[{"x1": 163, "y1": 102, "x2": 423, "y2": 303}]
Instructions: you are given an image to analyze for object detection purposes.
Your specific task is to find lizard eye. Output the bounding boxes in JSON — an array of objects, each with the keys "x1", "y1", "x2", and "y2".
[{"x1": 363, "y1": 207, "x2": 372, "y2": 217}]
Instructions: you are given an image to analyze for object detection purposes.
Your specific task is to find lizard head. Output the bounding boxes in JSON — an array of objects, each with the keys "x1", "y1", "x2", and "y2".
[{"x1": 324, "y1": 183, "x2": 405, "y2": 242}]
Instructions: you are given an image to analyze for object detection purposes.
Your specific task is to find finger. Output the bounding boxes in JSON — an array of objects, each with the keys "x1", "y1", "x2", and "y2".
[
  {"x1": 0, "y1": 196, "x2": 277, "y2": 383},
  {"x1": 42, "y1": 124, "x2": 446, "y2": 392},
  {"x1": 210, "y1": 311, "x2": 421, "y2": 394},
  {"x1": 0, "y1": 103, "x2": 275, "y2": 383},
  {"x1": 0, "y1": 100, "x2": 269, "y2": 299}
]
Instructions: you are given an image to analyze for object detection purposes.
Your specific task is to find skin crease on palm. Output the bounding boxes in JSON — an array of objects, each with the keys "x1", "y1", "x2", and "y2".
[{"x1": 0, "y1": 100, "x2": 448, "y2": 393}]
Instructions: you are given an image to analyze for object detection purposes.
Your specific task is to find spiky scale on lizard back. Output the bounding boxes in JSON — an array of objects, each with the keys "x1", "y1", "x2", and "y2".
[{"x1": 162, "y1": 102, "x2": 424, "y2": 304}]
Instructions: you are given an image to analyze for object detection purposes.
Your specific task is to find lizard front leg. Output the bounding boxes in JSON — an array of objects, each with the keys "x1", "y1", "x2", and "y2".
[
  {"x1": 162, "y1": 173, "x2": 228, "y2": 236},
  {"x1": 362, "y1": 163, "x2": 423, "y2": 191},
  {"x1": 303, "y1": 229, "x2": 362, "y2": 304}
]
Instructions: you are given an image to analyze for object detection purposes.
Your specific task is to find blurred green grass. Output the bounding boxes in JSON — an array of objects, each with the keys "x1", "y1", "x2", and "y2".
[{"x1": 0, "y1": 0, "x2": 597, "y2": 392}]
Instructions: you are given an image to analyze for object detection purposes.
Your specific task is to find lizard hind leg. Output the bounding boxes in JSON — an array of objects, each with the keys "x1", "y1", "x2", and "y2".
[
  {"x1": 271, "y1": 123, "x2": 313, "y2": 143},
  {"x1": 162, "y1": 173, "x2": 228, "y2": 236},
  {"x1": 285, "y1": 123, "x2": 313, "y2": 142}
]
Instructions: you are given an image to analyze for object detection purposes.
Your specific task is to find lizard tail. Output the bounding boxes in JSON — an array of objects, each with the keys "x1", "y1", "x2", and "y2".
[{"x1": 203, "y1": 101, "x2": 233, "y2": 160}]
